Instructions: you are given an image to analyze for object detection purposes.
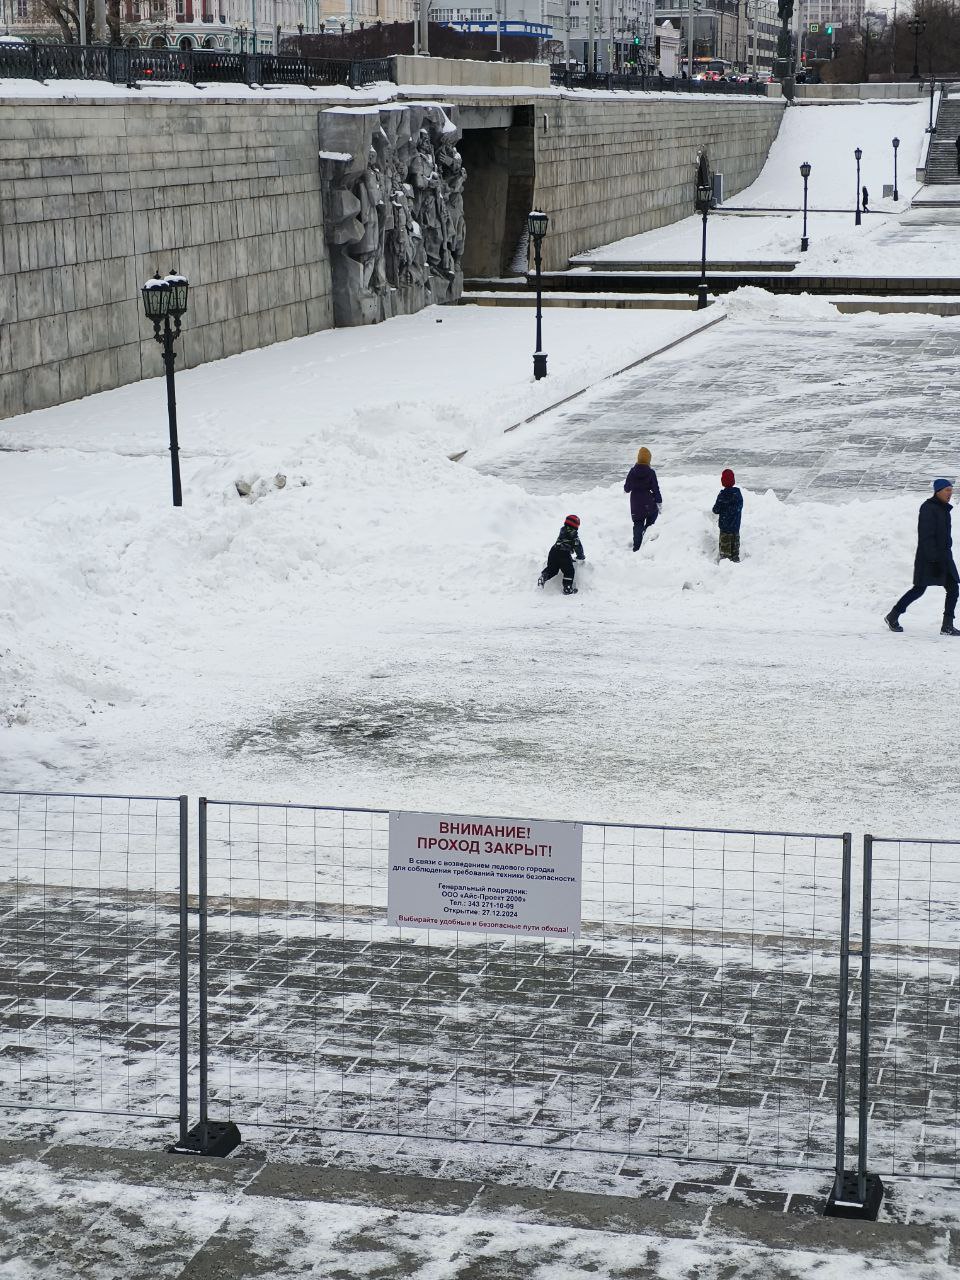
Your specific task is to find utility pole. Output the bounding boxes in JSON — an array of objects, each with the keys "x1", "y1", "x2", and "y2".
[
  {"x1": 563, "y1": 0, "x2": 570, "y2": 64},
  {"x1": 420, "y1": 0, "x2": 429, "y2": 54},
  {"x1": 588, "y1": 0, "x2": 595, "y2": 71},
  {"x1": 686, "y1": 0, "x2": 693, "y2": 75}
]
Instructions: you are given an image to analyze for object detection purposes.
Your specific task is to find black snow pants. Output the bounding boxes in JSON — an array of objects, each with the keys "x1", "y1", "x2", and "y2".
[{"x1": 541, "y1": 545, "x2": 576, "y2": 589}]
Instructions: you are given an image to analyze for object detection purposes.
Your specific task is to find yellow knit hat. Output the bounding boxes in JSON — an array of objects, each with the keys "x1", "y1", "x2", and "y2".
[{"x1": 637, "y1": 447, "x2": 651, "y2": 465}]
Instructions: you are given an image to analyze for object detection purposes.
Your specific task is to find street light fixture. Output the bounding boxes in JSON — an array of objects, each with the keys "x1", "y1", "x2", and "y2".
[
  {"x1": 910, "y1": 16, "x2": 925, "y2": 81},
  {"x1": 141, "y1": 268, "x2": 189, "y2": 507},
  {"x1": 799, "y1": 160, "x2": 811, "y2": 252},
  {"x1": 695, "y1": 174, "x2": 712, "y2": 309},
  {"x1": 892, "y1": 136, "x2": 900, "y2": 201},
  {"x1": 527, "y1": 211, "x2": 549, "y2": 380},
  {"x1": 854, "y1": 147, "x2": 862, "y2": 226},
  {"x1": 927, "y1": 75, "x2": 937, "y2": 133}
]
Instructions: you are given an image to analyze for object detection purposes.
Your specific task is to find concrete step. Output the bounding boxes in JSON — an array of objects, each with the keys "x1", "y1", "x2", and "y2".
[
  {"x1": 567, "y1": 258, "x2": 798, "y2": 272},
  {"x1": 462, "y1": 291, "x2": 704, "y2": 309}
]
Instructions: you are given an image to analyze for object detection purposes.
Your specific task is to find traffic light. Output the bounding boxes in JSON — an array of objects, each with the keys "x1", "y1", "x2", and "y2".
[
  {"x1": 825, "y1": 23, "x2": 833, "y2": 33},
  {"x1": 633, "y1": 34, "x2": 640, "y2": 44}
]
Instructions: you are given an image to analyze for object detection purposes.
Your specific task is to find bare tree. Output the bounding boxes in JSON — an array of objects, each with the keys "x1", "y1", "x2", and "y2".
[{"x1": 38, "y1": 0, "x2": 123, "y2": 43}]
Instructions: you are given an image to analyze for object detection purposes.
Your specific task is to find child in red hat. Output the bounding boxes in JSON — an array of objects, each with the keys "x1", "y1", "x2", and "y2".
[
  {"x1": 712, "y1": 469, "x2": 743, "y2": 562},
  {"x1": 538, "y1": 514, "x2": 585, "y2": 595}
]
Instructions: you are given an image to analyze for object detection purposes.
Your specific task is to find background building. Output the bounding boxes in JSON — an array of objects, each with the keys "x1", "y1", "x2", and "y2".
[
  {"x1": 1, "y1": 0, "x2": 412, "y2": 48},
  {"x1": 653, "y1": 0, "x2": 777, "y2": 72}
]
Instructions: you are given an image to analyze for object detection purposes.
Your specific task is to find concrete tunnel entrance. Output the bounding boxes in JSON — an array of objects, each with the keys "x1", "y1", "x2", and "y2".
[{"x1": 457, "y1": 105, "x2": 535, "y2": 279}]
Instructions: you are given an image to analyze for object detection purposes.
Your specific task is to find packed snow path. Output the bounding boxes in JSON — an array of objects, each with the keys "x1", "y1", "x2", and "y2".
[{"x1": 473, "y1": 309, "x2": 960, "y2": 501}]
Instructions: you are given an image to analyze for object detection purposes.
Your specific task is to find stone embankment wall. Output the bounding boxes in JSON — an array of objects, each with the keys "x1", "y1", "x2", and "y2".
[
  {"x1": 0, "y1": 98, "x2": 332, "y2": 419},
  {"x1": 0, "y1": 88, "x2": 784, "y2": 419},
  {"x1": 533, "y1": 95, "x2": 785, "y2": 272}
]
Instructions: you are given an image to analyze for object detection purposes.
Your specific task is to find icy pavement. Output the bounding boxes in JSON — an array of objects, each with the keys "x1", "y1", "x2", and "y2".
[{"x1": 471, "y1": 303, "x2": 960, "y2": 501}]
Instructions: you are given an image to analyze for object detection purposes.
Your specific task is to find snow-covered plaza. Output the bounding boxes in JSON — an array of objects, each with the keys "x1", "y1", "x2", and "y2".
[{"x1": 3, "y1": 89, "x2": 960, "y2": 1277}]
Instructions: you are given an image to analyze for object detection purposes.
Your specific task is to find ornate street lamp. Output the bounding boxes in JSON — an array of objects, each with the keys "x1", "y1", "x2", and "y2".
[
  {"x1": 854, "y1": 147, "x2": 862, "y2": 226},
  {"x1": 799, "y1": 160, "x2": 811, "y2": 252},
  {"x1": 695, "y1": 173, "x2": 712, "y2": 309},
  {"x1": 141, "y1": 269, "x2": 189, "y2": 507},
  {"x1": 892, "y1": 136, "x2": 900, "y2": 201},
  {"x1": 910, "y1": 16, "x2": 925, "y2": 81},
  {"x1": 527, "y1": 211, "x2": 549, "y2": 380},
  {"x1": 927, "y1": 75, "x2": 937, "y2": 133}
]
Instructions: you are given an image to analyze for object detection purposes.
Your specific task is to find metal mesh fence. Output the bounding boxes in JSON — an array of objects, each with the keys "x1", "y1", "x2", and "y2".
[
  {"x1": 201, "y1": 799, "x2": 849, "y2": 1170},
  {"x1": 0, "y1": 790, "x2": 186, "y2": 1127},
  {"x1": 863, "y1": 835, "x2": 960, "y2": 1180}
]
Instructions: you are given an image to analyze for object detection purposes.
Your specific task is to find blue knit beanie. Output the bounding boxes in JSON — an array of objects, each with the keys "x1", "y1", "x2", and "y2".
[{"x1": 933, "y1": 478, "x2": 954, "y2": 493}]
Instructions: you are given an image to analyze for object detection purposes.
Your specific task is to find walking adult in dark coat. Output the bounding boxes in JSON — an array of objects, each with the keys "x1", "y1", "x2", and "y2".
[
  {"x1": 624, "y1": 447, "x2": 662, "y2": 551},
  {"x1": 885, "y1": 479, "x2": 960, "y2": 635}
]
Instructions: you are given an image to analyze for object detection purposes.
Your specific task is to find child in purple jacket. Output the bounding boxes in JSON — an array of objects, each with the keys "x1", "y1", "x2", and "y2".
[{"x1": 624, "y1": 447, "x2": 662, "y2": 551}]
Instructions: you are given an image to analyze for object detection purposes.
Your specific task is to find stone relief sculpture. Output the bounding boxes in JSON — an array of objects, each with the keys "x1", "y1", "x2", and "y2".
[{"x1": 318, "y1": 104, "x2": 466, "y2": 327}]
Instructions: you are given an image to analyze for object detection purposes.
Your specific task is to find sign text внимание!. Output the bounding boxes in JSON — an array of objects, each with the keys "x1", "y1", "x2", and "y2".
[{"x1": 388, "y1": 810, "x2": 583, "y2": 938}]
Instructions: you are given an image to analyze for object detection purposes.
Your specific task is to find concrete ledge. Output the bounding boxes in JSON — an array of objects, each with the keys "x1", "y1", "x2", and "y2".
[
  {"x1": 246, "y1": 1164, "x2": 484, "y2": 1216},
  {"x1": 471, "y1": 1182, "x2": 703, "y2": 1237},
  {"x1": 711, "y1": 1203, "x2": 949, "y2": 1263},
  {"x1": 392, "y1": 54, "x2": 550, "y2": 89}
]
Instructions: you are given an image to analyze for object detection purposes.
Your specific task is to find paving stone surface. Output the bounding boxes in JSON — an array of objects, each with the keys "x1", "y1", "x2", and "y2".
[{"x1": 474, "y1": 317, "x2": 960, "y2": 501}]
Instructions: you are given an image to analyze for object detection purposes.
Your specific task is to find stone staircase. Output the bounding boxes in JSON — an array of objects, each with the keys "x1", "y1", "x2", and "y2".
[{"x1": 924, "y1": 90, "x2": 960, "y2": 183}]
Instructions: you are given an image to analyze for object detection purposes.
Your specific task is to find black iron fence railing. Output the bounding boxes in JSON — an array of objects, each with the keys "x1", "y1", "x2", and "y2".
[
  {"x1": 549, "y1": 66, "x2": 769, "y2": 95},
  {"x1": 0, "y1": 42, "x2": 392, "y2": 89}
]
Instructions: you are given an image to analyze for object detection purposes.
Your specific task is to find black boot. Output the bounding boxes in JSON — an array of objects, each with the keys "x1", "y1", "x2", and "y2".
[
  {"x1": 942, "y1": 618, "x2": 960, "y2": 636},
  {"x1": 884, "y1": 612, "x2": 903, "y2": 633},
  {"x1": 562, "y1": 582, "x2": 578, "y2": 595},
  {"x1": 537, "y1": 572, "x2": 545, "y2": 589}
]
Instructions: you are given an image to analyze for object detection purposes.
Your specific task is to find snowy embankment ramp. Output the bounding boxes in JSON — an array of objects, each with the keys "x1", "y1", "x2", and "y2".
[{"x1": 578, "y1": 98, "x2": 938, "y2": 277}]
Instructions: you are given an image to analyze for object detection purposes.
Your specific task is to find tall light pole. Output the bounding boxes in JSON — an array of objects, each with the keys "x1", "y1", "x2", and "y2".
[
  {"x1": 141, "y1": 270, "x2": 190, "y2": 508},
  {"x1": 854, "y1": 147, "x2": 862, "y2": 226},
  {"x1": 695, "y1": 173, "x2": 712, "y2": 308},
  {"x1": 927, "y1": 75, "x2": 937, "y2": 133},
  {"x1": 528, "y1": 211, "x2": 549, "y2": 380},
  {"x1": 910, "y1": 16, "x2": 925, "y2": 80},
  {"x1": 892, "y1": 136, "x2": 900, "y2": 201},
  {"x1": 800, "y1": 160, "x2": 811, "y2": 251}
]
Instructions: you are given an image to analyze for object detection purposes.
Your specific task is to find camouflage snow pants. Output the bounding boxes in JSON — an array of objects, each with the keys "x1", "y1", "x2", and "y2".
[{"x1": 719, "y1": 532, "x2": 741, "y2": 562}]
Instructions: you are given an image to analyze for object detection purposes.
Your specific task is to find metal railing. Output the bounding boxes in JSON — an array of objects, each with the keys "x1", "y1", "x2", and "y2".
[
  {"x1": 549, "y1": 66, "x2": 768, "y2": 95},
  {"x1": 0, "y1": 789, "x2": 189, "y2": 1143},
  {"x1": 3, "y1": 782, "x2": 955, "y2": 1213},
  {"x1": 196, "y1": 798, "x2": 850, "y2": 1172},
  {"x1": 858, "y1": 834, "x2": 960, "y2": 1182},
  {"x1": 0, "y1": 42, "x2": 392, "y2": 89}
]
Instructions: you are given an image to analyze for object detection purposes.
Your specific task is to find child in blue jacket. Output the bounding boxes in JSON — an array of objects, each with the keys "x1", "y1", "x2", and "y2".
[{"x1": 712, "y1": 469, "x2": 743, "y2": 562}]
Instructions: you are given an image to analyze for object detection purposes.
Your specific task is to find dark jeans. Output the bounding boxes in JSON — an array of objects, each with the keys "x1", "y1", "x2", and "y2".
[
  {"x1": 892, "y1": 577, "x2": 959, "y2": 622},
  {"x1": 541, "y1": 545, "x2": 576, "y2": 588},
  {"x1": 632, "y1": 514, "x2": 657, "y2": 551}
]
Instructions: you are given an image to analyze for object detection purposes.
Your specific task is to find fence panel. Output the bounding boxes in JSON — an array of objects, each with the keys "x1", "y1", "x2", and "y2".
[
  {"x1": 200, "y1": 799, "x2": 849, "y2": 1171},
  {"x1": 862, "y1": 835, "x2": 960, "y2": 1180},
  {"x1": 0, "y1": 790, "x2": 187, "y2": 1135}
]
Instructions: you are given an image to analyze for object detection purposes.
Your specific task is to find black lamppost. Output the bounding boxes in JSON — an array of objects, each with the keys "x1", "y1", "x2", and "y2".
[
  {"x1": 528, "y1": 211, "x2": 549, "y2": 379},
  {"x1": 854, "y1": 147, "x2": 862, "y2": 226},
  {"x1": 892, "y1": 136, "x2": 900, "y2": 201},
  {"x1": 695, "y1": 174, "x2": 712, "y2": 309},
  {"x1": 297, "y1": 20, "x2": 304, "y2": 53},
  {"x1": 141, "y1": 269, "x2": 189, "y2": 507},
  {"x1": 910, "y1": 16, "x2": 925, "y2": 80},
  {"x1": 800, "y1": 160, "x2": 811, "y2": 251},
  {"x1": 927, "y1": 75, "x2": 937, "y2": 133}
]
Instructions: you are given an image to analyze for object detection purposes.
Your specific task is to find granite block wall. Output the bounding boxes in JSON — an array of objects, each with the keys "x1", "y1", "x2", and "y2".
[
  {"x1": 0, "y1": 89, "x2": 784, "y2": 420},
  {"x1": 532, "y1": 95, "x2": 786, "y2": 271},
  {"x1": 0, "y1": 97, "x2": 333, "y2": 420}
]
